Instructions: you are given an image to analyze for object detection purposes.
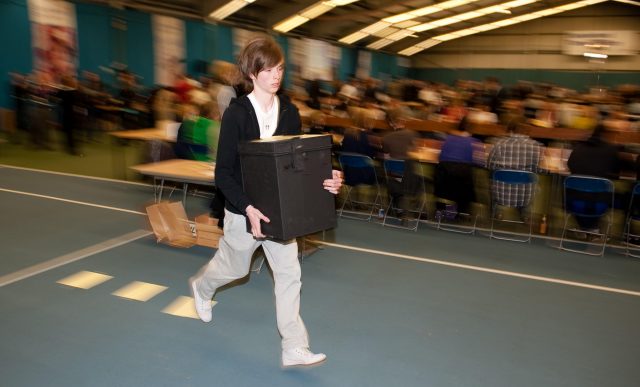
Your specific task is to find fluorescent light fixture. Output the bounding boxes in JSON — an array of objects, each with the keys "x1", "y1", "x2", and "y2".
[
  {"x1": 409, "y1": 0, "x2": 538, "y2": 34},
  {"x1": 274, "y1": 15, "x2": 309, "y2": 32},
  {"x1": 367, "y1": 29, "x2": 417, "y2": 49},
  {"x1": 339, "y1": 31, "x2": 369, "y2": 44},
  {"x1": 326, "y1": 0, "x2": 358, "y2": 5},
  {"x1": 367, "y1": 39, "x2": 395, "y2": 50},
  {"x1": 301, "y1": 3, "x2": 334, "y2": 19},
  {"x1": 273, "y1": 0, "x2": 359, "y2": 33},
  {"x1": 584, "y1": 52, "x2": 608, "y2": 58},
  {"x1": 393, "y1": 20, "x2": 421, "y2": 29},
  {"x1": 209, "y1": 0, "x2": 255, "y2": 21},
  {"x1": 398, "y1": 39, "x2": 442, "y2": 56},
  {"x1": 362, "y1": 21, "x2": 391, "y2": 34},
  {"x1": 615, "y1": 0, "x2": 640, "y2": 6},
  {"x1": 348, "y1": 0, "x2": 484, "y2": 45},
  {"x1": 387, "y1": 29, "x2": 418, "y2": 40},
  {"x1": 408, "y1": 23, "x2": 438, "y2": 33},
  {"x1": 372, "y1": 27, "x2": 400, "y2": 38},
  {"x1": 399, "y1": 46, "x2": 427, "y2": 56},
  {"x1": 398, "y1": 0, "x2": 608, "y2": 56},
  {"x1": 505, "y1": 0, "x2": 539, "y2": 7}
]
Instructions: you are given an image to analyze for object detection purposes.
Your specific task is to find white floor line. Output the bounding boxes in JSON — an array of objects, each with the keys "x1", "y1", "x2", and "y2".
[
  {"x1": 307, "y1": 239, "x2": 640, "y2": 298},
  {"x1": 0, "y1": 164, "x2": 150, "y2": 186},
  {"x1": 0, "y1": 230, "x2": 152, "y2": 287},
  {"x1": 0, "y1": 188, "x2": 146, "y2": 215}
]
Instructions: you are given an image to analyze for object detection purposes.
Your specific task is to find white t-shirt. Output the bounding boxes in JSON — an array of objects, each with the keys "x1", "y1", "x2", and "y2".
[{"x1": 248, "y1": 93, "x2": 279, "y2": 139}]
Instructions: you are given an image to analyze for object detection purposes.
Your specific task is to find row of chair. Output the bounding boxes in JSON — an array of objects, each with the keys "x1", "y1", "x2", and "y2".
[{"x1": 335, "y1": 152, "x2": 640, "y2": 258}]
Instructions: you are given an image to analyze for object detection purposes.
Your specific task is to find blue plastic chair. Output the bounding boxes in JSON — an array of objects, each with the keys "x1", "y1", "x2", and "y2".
[
  {"x1": 489, "y1": 169, "x2": 538, "y2": 243},
  {"x1": 338, "y1": 152, "x2": 382, "y2": 221},
  {"x1": 381, "y1": 159, "x2": 425, "y2": 231},
  {"x1": 559, "y1": 175, "x2": 614, "y2": 256}
]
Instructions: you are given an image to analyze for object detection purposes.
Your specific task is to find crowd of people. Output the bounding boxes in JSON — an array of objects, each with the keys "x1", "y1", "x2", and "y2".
[{"x1": 7, "y1": 61, "x2": 640, "y2": 236}]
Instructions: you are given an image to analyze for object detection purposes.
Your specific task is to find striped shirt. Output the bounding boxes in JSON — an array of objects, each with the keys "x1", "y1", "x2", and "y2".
[{"x1": 487, "y1": 134, "x2": 542, "y2": 207}]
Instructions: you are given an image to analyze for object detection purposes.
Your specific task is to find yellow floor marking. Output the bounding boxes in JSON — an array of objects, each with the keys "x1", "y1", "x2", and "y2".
[
  {"x1": 162, "y1": 296, "x2": 217, "y2": 319},
  {"x1": 57, "y1": 271, "x2": 113, "y2": 289},
  {"x1": 112, "y1": 281, "x2": 168, "y2": 302}
]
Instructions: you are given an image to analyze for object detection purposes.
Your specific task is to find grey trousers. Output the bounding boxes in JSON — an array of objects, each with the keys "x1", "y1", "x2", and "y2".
[{"x1": 195, "y1": 209, "x2": 309, "y2": 350}]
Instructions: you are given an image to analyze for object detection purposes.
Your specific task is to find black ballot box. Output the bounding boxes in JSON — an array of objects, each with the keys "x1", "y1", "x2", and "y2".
[{"x1": 238, "y1": 134, "x2": 336, "y2": 240}]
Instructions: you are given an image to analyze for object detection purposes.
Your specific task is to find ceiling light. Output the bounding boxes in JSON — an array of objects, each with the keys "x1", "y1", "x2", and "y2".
[
  {"x1": 273, "y1": 15, "x2": 309, "y2": 32},
  {"x1": 326, "y1": 0, "x2": 358, "y2": 5},
  {"x1": 209, "y1": 0, "x2": 255, "y2": 21},
  {"x1": 339, "y1": 31, "x2": 369, "y2": 44},
  {"x1": 362, "y1": 21, "x2": 391, "y2": 34},
  {"x1": 273, "y1": 0, "x2": 360, "y2": 33},
  {"x1": 584, "y1": 52, "x2": 608, "y2": 59},
  {"x1": 401, "y1": 0, "x2": 607, "y2": 55},
  {"x1": 300, "y1": 3, "x2": 335, "y2": 19},
  {"x1": 399, "y1": 46, "x2": 426, "y2": 56},
  {"x1": 614, "y1": 0, "x2": 640, "y2": 6},
  {"x1": 345, "y1": 0, "x2": 484, "y2": 45},
  {"x1": 372, "y1": 27, "x2": 400, "y2": 38},
  {"x1": 393, "y1": 20, "x2": 421, "y2": 29},
  {"x1": 398, "y1": 39, "x2": 442, "y2": 56},
  {"x1": 367, "y1": 39, "x2": 394, "y2": 50}
]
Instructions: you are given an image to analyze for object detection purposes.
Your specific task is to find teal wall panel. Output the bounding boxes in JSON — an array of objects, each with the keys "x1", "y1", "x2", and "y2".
[
  {"x1": 216, "y1": 25, "x2": 234, "y2": 62},
  {"x1": 409, "y1": 67, "x2": 640, "y2": 92},
  {"x1": 123, "y1": 10, "x2": 153, "y2": 87},
  {"x1": 1, "y1": 0, "x2": 32, "y2": 109},
  {"x1": 76, "y1": 3, "x2": 111, "y2": 77},
  {"x1": 339, "y1": 47, "x2": 357, "y2": 81},
  {"x1": 186, "y1": 20, "x2": 205, "y2": 76}
]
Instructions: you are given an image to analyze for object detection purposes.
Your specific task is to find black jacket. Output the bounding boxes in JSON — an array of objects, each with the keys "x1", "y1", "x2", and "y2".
[{"x1": 215, "y1": 93, "x2": 301, "y2": 215}]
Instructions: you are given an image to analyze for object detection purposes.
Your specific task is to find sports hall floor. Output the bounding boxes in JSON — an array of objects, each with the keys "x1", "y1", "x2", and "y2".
[{"x1": 1, "y1": 164, "x2": 640, "y2": 387}]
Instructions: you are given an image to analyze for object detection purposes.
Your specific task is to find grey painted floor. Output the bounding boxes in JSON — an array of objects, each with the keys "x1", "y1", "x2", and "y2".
[{"x1": 1, "y1": 165, "x2": 639, "y2": 387}]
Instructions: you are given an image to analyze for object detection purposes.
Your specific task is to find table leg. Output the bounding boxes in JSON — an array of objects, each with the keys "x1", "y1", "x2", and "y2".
[
  {"x1": 182, "y1": 183, "x2": 189, "y2": 205},
  {"x1": 158, "y1": 178, "x2": 165, "y2": 202}
]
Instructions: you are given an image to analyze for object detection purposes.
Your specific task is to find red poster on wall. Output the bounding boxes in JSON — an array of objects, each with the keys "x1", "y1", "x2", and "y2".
[{"x1": 28, "y1": 0, "x2": 77, "y2": 84}]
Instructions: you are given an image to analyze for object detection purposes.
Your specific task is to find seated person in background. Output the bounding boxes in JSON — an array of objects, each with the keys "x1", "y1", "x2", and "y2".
[
  {"x1": 487, "y1": 124, "x2": 542, "y2": 213},
  {"x1": 567, "y1": 123, "x2": 621, "y2": 233},
  {"x1": 603, "y1": 106, "x2": 633, "y2": 132},
  {"x1": 441, "y1": 97, "x2": 467, "y2": 123},
  {"x1": 382, "y1": 110, "x2": 417, "y2": 160},
  {"x1": 174, "y1": 103, "x2": 217, "y2": 161},
  {"x1": 340, "y1": 110, "x2": 378, "y2": 158},
  {"x1": 466, "y1": 101, "x2": 498, "y2": 125},
  {"x1": 382, "y1": 111, "x2": 420, "y2": 216},
  {"x1": 568, "y1": 123, "x2": 620, "y2": 180},
  {"x1": 570, "y1": 103, "x2": 598, "y2": 130},
  {"x1": 435, "y1": 117, "x2": 482, "y2": 215}
]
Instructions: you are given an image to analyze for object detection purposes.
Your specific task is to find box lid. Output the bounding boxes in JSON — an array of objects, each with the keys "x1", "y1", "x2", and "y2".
[{"x1": 238, "y1": 134, "x2": 331, "y2": 156}]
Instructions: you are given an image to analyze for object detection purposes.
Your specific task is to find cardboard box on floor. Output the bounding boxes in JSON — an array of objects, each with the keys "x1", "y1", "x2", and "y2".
[
  {"x1": 146, "y1": 201, "x2": 222, "y2": 248},
  {"x1": 194, "y1": 214, "x2": 223, "y2": 248}
]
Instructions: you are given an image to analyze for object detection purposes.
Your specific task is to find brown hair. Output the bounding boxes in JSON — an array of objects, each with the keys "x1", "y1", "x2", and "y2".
[{"x1": 237, "y1": 35, "x2": 284, "y2": 92}]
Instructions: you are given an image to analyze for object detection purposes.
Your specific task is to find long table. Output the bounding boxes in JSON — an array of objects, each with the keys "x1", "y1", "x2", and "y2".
[
  {"x1": 304, "y1": 113, "x2": 639, "y2": 144},
  {"x1": 130, "y1": 159, "x2": 215, "y2": 204},
  {"x1": 109, "y1": 126, "x2": 180, "y2": 180}
]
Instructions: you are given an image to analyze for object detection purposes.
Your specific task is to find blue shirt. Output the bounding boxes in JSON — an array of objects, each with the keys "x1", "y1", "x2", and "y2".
[{"x1": 439, "y1": 134, "x2": 480, "y2": 164}]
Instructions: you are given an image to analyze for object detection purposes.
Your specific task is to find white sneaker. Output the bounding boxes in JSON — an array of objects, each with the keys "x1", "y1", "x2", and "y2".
[
  {"x1": 189, "y1": 277, "x2": 212, "y2": 323},
  {"x1": 282, "y1": 347, "x2": 327, "y2": 367}
]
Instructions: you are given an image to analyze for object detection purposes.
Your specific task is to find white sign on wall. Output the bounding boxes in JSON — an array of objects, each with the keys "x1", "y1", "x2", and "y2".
[
  {"x1": 562, "y1": 30, "x2": 638, "y2": 56},
  {"x1": 356, "y1": 50, "x2": 371, "y2": 79},
  {"x1": 153, "y1": 15, "x2": 185, "y2": 86},
  {"x1": 289, "y1": 37, "x2": 340, "y2": 81}
]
